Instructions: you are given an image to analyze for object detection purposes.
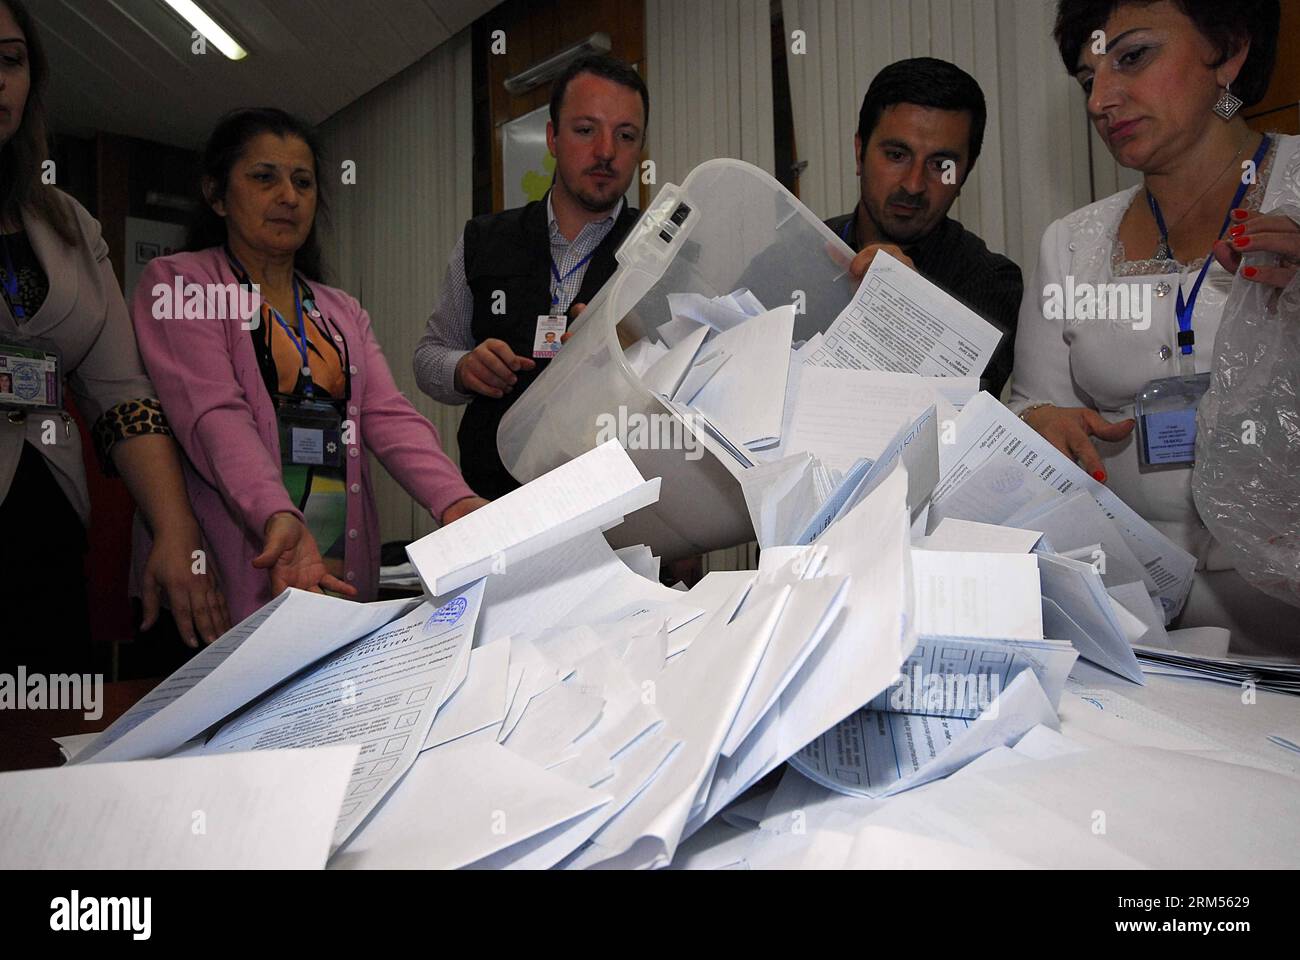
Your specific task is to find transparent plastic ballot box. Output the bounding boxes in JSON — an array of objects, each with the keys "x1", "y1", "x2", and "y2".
[{"x1": 497, "y1": 159, "x2": 859, "y2": 560}]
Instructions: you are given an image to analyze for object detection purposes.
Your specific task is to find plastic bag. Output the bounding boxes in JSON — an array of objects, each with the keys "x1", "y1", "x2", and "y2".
[{"x1": 1192, "y1": 201, "x2": 1300, "y2": 607}]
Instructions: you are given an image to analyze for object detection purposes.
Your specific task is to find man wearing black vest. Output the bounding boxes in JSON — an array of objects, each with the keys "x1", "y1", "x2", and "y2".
[
  {"x1": 415, "y1": 55, "x2": 646, "y2": 499},
  {"x1": 828, "y1": 58, "x2": 1023, "y2": 396}
]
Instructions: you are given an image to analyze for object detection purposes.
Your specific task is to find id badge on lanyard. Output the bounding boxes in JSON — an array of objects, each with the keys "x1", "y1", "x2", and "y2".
[
  {"x1": 0, "y1": 333, "x2": 62, "y2": 412},
  {"x1": 1136, "y1": 135, "x2": 1270, "y2": 471},
  {"x1": 276, "y1": 398, "x2": 344, "y2": 469},
  {"x1": 1134, "y1": 269, "x2": 1210, "y2": 469},
  {"x1": 533, "y1": 314, "x2": 566, "y2": 359},
  {"x1": 1135, "y1": 372, "x2": 1210, "y2": 468}
]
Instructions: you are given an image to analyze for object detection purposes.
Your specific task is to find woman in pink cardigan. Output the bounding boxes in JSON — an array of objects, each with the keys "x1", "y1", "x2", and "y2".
[{"x1": 131, "y1": 109, "x2": 486, "y2": 621}]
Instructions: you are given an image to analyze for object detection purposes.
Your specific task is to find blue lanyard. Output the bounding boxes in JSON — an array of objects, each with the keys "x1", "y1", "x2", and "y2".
[
  {"x1": 1147, "y1": 135, "x2": 1270, "y2": 357},
  {"x1": 839, "y1": 218, "x2": 854, "y2": 247},
  {"x1": 274, "y1": 283, "x2": 314, "y2": 393},
  {"x1": 550, "y1": 250, "x2": 596, "y2": 307},
  {"x1": 226, "y1": 248, "x2": 317, "y2": 397},
  {"x1": 1, "y1": 235, "x2": 26, "y2": 321}
]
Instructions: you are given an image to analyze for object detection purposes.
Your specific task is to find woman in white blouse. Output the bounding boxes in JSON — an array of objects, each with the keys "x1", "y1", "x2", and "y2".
[{"x1": 1011, "y1": 0, "x2": 1299, "y2": 652}]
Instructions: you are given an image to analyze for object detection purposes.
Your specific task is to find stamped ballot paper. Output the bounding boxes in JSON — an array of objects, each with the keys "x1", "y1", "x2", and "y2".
[
  {"x1": 814, "y1": 249, "x2": 1003, "y2": 377},
  {"x1": 201, "y1": 581, "x2": 484, "y2": 852}
]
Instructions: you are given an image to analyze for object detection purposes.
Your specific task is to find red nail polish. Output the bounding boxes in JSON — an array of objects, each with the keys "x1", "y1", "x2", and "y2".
[
  {"x1": 1092, "y1": 470, "x2": 1107, "y2": 483},
  {"x1": 1234, "y1": 236, "x2": 1251, "y2": 248},
  {"x1": 1231, "y1": 209, "x2": 1248, "y2": 221},
  {"x1": 1229, "y1": 224, "x2": 1246, "y2": 238},
  {"x1": 1243, "y1": 266, "x2": 1259, "y2": 279}
]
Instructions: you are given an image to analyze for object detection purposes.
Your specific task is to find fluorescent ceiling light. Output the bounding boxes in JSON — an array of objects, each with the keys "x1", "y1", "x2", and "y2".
[
  {"x1": 162, "y1": 0, "x2": 248, "y2": 60},
  {"x1": 505, "y1": 33, "x2": 612, "y2": 96}
]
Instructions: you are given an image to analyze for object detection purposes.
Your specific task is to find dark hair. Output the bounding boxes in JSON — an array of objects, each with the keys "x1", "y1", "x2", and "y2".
[
  {"x1": 856, "y1": 58, "x2": 988, "y2": 181},
  {"x1": 1054, "y1": 0, "x2": 1280, "y2": 107},
  {"x1": 0, "y1": 0, "x2": 76, "y2": 244},
  {"x1": 186, "y1": 108, "x2": 328, "y2": 281},
  {"x1": 548, "y1": 54, "x2": 649, "y2": 137}
]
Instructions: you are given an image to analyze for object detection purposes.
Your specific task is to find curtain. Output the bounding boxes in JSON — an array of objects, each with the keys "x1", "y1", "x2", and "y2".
[
  {"x1": 782, "y1": 0, "x2": 1140, "y2": 278},
  {"x1": 318, "y1": 29, "x2": 474, "y2": 544},
  {"x1": 646, "y1": 0, "x2": 777, "y2": 184}
]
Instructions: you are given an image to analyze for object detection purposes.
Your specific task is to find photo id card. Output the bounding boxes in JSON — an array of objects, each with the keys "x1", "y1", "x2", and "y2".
[
  {"x1": 1135, "y1": 373, "x2": 1211, "y2": 469},
  {"x1": 0, "y1": 338, "x2": 61, "y2": 411},
  {"x1": 533, "y1": 314, "x2": 567, "y2": 359}
]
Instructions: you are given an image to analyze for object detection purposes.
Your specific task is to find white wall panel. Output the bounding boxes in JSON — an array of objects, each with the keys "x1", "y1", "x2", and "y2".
[
  {"x1": 319, "y1": 29, "x2": 473, "y2": 544},
  {"x1": 646, "y1": 0, "x2": 776, "y2": 184}
]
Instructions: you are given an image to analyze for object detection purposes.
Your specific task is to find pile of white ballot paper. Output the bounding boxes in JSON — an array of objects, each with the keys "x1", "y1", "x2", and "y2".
[{"x1": 5, "y1": 254, "x2": 1296, "y2": 870}]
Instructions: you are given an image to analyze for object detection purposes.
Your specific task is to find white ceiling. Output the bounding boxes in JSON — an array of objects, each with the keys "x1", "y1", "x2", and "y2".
[{"x1": 34, "y1": 0, "x2": 499, "y2": 148}]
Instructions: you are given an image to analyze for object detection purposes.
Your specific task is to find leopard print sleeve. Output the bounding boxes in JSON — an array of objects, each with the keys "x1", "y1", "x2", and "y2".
[{"x1": 92, "y1": 397, "x2": 173, "y2": 474}]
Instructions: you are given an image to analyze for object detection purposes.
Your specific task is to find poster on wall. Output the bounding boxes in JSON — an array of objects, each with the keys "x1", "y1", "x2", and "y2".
[
  {"x1": 502, "y1": 103, "x2": 640, "y2": 211},
  {"x1": 124, "y1": 217, "x2": 189, "y2": 304}
]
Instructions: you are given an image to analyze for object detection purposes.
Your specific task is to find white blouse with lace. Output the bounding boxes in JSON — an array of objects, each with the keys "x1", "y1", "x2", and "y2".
[{"x1": 1010, "y1": 134, "x2": 1300, "y2": 580}]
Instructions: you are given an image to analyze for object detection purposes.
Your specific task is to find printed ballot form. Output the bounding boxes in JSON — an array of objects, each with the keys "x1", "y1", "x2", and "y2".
[
  {"x1": 864, "y1": 634, "x2": 1077, "y2": 720},
  {"x1": 202, "y1": 581, "x2": 484, "y2": 850},
  {"x1": 812, "y1": 250, "x2": 1003, "y2": 377},
  {"x1": 787, "y1": 368, "x2": 943, "y2": 475},
  {"x1": 76, "y1": 592, "x2": 420, "y2": 765},
  {"x1": 790, "y1": 670, "x2": 1058, "y2": 798},
  {"x1": 932, "y1": 392, "x2": 1196, "y2": 619}
]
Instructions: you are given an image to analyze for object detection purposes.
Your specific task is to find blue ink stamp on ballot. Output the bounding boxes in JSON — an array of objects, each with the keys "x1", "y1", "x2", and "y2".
[{"x1": 424, "y1": 596, "x2": 467, "y2": 632}]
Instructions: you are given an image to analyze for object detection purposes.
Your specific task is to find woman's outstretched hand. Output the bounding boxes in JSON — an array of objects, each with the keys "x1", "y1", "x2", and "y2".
[{"x1": 254, "y1": 512, "x2": 358, "y2": 599}]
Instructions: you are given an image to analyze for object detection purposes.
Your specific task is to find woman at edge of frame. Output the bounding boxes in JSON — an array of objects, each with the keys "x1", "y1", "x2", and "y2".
[
  {"x1": 1012, "y1": 0, "x2": 1299, "y2": 653},
  {"x1": 0, "y1": 0, "x2": 229, "y2": 674}
]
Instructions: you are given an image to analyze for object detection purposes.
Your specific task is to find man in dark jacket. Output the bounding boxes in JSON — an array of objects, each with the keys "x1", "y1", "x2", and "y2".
[
  {"x1": 827, "y1": 57, "x2": 1023, "y2": 396},
  {"x1": 415, "y1": 55, "x2": 646, "y2": 499}
]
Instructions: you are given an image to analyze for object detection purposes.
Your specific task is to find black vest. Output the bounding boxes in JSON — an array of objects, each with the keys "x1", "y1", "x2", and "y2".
[{"x1": 458, "y1": 195, "x2": 639, "y2": 499}]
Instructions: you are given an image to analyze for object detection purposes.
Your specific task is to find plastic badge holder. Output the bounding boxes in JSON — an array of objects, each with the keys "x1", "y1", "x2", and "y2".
[
  {"x1": 496, "y1": 159, "x2": 859, "y2": 560},
  {"x1": 1134, "y1": 372, "x2": 1211, "y2": 469}
]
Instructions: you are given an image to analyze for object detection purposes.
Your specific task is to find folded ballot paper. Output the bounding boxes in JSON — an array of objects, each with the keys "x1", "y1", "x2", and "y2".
[
  {"x1": 71, "y1": 584, "x2": 484, "y2": 853},
  {"x1": 931, "y1": 391, "x2": 1196, "y2": 621},
  {"x1": 405, "y1": 439, "x2": 661, "y2": 597},
  {"x1": 789, "y1": 670, "x2": 1062, "y2": 800},
  {"x1": 0, "y1": 747, "x2": 360, "y2": 869},
  {"x1": 785, "y1": 543, "x2": 1077, "y2": 801}
]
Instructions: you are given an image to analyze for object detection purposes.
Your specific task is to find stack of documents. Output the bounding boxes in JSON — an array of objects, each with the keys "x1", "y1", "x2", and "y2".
[
  {"x1": 685, "y1": 719, "x2": 1300, "y2": 869},
  {"x1": 1132, "y1": 647, "x2": 1300, "y2": 695},
  {"x1": 785, "y1": 544, "x2": 1077, "y2": 800},
  {"x1": 619, "y1": 250, "x2": 998, "y2": 480},
  {"x1": 378, "y1": 561, "x2": 421, "y2": 589},
  {"x1": 19, "y1": 246, "x2": 1297, "y2": 869},
  {"x1": 931, "y1": 391, "x2": 1196, "y2": 622}
]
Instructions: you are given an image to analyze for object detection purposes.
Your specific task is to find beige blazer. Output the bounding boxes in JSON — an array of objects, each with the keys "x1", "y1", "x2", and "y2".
[{"x1": 0, "y1": 191, "x2": 157, "y2": 525}]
